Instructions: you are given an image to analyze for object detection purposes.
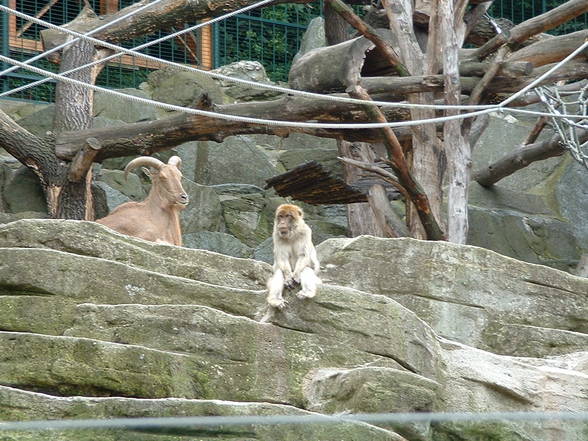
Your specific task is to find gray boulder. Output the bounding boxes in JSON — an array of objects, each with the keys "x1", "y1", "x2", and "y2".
[
  {"x1": 181, "y1": 180, "x2": 224, "y2": 234},
  {"x1": 1, "y1": 220, "x2": 588, "y2": 441},
  {"x1": 97, "y1": 169, "x2": 147, "y2": 201},
  {"x1": 215, "y1": 184, "x2": 273, "y2": 247},
  {"x1": 0, "y1": 100, "x2": 48, "y2": 121},
  {"x1": 279, "y1": 148, "x2": 343, "y2": 178},
  {"x1": 15, "y1": 104, "x2": 55, "y2": 136},
  {"x1": 0, "y1": 386, "x2": 402, "y2": 441},
  {"x1": 94, "y1": 181, "x2": 130, "y2": 212},
  {"x1": 292, "y1": 17, "x2": 327, "y2": 65},
  {"x1": 3, "y1": 166, "x2": 47, "y2": 214},
  {"x1": 278, "y1": 132, "x2": 337, "y2": 151},
  {"x1": 554, "y1": 157, "x2": 588, "y2": 251},
  {"x1": 205, "y1": 136, "x2": 281, "y2": 187},
  {"x1": 318, "y1": 235, "x2": 588, "y2": 357},
  {"x1": 304, "y1": 367, "x2": 438, "y2": 440},
  {"x1": 0, "y1": 219, "x2": 271, "y2": 290},
  {"x1": 93, "y1": 88, "x2": 157, "y2": 123},
  {"x1": 183, "y1": 231, "x2": 253, "y2": 258},
  {"x1": 212, "y1": 60, "x2": 282, "y2": 102},
  {"x1": 253, "y1": 236, "x2": 274, "y2": 264},
  {"x1": 145, "y1": 66, "x2": 225, "y2": 111},
  {"x1": 435, "y1": 340, "x2": 588, "y2": 441},
  {"x1": 467, "y1": 206, "x2": 581, "y2": 272}
]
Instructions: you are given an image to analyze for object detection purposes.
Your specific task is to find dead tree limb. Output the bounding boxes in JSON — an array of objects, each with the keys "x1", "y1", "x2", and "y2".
[
  {"x1": 474, "y1": 129, "x2": 588, "y2": 186},
  {"x1": 471, "y1": 0, "x2": 588, "y2": 60},
  {"x1": 523, "y1": 116, "x2": 550, "y2": 146},
  {"x1": 463, "y1": 2, "x2": 493, "y2": 43},
  {"x1": 339, "y1": 156, "x2": 408, "y2": 198},
  {"x1": 507, "y1": 30, "x2": 588, "y2": 67},
  {"x1": 468, "y1": 46, "x2": 509, "y2": 106},
  {"x1": 339, "y1": 156, "x2": 410, "y2": 237},
  {"x1": 68, "y1": 137, "x2": 102, "y2": 182},
  {"x1": 347, "y1": 85, "x2": 446, "y2": 240},
  {"x1": 324, "y1": 0, "x2": 409, "y2": 76}
]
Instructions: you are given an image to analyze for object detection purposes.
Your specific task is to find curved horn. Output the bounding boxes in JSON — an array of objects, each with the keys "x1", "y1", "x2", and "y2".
[
  {"x1": 124, "y1": 156, "x2": 164, "y2": 179},
  {"x1": 167, "y1": 156, "x2": 182, "y2": 169}
]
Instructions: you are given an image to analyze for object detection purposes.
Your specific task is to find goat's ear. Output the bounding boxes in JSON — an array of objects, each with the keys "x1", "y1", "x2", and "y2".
[
  {"x1": 142, "y1": 167, "x2": 153, "y2": 179},
  {"x1": 168, "y1": 156, "x2": 182, "y2": 169}
]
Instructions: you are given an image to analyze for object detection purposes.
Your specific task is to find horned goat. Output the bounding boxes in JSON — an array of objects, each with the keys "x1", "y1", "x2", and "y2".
[{"x1": 96, "y1": 155, "x2": 189, "y2": 246}]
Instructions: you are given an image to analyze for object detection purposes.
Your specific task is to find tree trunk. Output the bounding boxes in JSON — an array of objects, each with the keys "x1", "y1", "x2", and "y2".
[
  {"x1": 51, "y1": 37, "x2": 102, "y2": 220},
  {"x1": 384, "y1": 0, "x2": 445, "y2": 238},
  {"x1": 441, "y1": 0, "x2": 470, "y2": 244},
  {"x1": 323, "y1": 0, "x2": 350, "y2": 45},
  {"x1": 339, "y1": 140, "x2": 386, "y2": 236}
]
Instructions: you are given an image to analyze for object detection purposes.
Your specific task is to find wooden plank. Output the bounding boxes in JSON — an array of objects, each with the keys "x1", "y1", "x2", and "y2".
[{"x1": 265, "y1": 161, "x2": 368, "y2": 205}]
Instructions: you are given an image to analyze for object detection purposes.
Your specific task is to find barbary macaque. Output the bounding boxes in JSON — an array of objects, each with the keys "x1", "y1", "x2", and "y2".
[{"x1": 266, "y1": 204, "x2": 321, "y2": 309}]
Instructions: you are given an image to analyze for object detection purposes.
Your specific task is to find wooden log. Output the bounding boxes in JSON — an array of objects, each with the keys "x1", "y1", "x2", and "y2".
[
  {"x1": 474, "y1": 129, "x2": 588, "y2": 187},
  {"x1": 68, "y1": 137, "x2": 102, "y2": 182},
  {"x1": 507, "y1": 29, "x2": 588, "y2": 67},
  {"x1": 471, "y1": 0, "x2": 588, "y2": 60},
  {"x1": 325, "y1": 0, "x2": 409, "y2": 76},
  {"x1": 289, "y1": 34, "x2": 378, "y2": 93},
  {"x1": 459, "y1": 60, "x2": 533, "y2": 78},
  {"x1": 265, "y1": 161, "x2": 368, "y2": 205}
]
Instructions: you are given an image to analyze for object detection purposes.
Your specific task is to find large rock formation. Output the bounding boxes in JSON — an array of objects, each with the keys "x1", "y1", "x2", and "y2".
[
  {"x1": 0, "y1": 219, "x2": 587, "y2": 441},
  {"x1": 318, "y1": 235, "x2": 588, "y2": 357}
]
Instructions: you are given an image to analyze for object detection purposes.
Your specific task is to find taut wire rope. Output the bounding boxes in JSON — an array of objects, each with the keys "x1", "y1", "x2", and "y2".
[{"x1": 0, "y1": 5, "x2": 498, "y2": 111}]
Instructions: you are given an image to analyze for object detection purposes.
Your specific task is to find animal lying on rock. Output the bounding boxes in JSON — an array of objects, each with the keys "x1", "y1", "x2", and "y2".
[{"x1": 96, "y1": 155, "x2": 189, "y2": 246}]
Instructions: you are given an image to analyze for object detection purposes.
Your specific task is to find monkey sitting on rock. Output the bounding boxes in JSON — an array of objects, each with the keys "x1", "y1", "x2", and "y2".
[{"x1": 266, "y1": 204, "x2": 321, "y2": 309}]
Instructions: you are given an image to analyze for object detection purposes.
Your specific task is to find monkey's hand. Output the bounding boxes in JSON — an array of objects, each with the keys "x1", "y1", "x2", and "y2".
[
  {"x1": 284, "y1": 276, "x2": 299, "y2": 290},
  {"x1": 267, "y1": 297, "x2": 288, "y2": 310}
]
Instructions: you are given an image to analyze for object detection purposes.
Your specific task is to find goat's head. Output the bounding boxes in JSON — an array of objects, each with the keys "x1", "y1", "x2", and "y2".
[{"x1": 125, "y1": 156, "x2": 189, "y2": 209}]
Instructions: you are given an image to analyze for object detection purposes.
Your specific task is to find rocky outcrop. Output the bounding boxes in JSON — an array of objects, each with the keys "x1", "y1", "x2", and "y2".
[
  {"x1": 318, "y1": 235, "x2": 588, "y2": 357},
  {"x1": 2, "y1": 61, "x2": 586, "y2": 275},
  {"x1": 1, "y1": 219, "x2": 587, "y2": 441}
]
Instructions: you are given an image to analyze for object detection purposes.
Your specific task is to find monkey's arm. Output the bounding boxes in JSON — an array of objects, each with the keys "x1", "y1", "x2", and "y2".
[
  {"x1": 292, "y1": 229, "x2": 316, "y2": 281},
  {"x1": 274, "y1": 246, "x2": 294, "y2": 279}
]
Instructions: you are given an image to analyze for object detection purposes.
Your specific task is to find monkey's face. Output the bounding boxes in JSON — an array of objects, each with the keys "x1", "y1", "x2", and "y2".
[
  {"x1": 275, "y1": 204, "x2": 304, "y2": 240},
  {"x1": 276, "y1": 213, "x2": 295, "y2": 239},
  {"x1": 274, "y1": 204, "x2": 304, "y2": 240}
]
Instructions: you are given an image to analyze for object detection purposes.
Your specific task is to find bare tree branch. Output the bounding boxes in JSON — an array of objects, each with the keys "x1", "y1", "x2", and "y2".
[
  {"x1": 324, "y1": 0, "x2": 409, "y2": 76},
  {"x1": 346, "y1": 85, "x2": 446, "y2": 240},
  {"x1": 471, "y1": 0, "x2": 588, "y2": 60},
  {"x1": 474, "y1": 129, "x2": 588, "y2": 186}
]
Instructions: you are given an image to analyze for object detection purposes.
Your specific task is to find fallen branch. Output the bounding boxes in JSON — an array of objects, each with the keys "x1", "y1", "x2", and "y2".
[
  {"x1": 339, "y1": 156, "x2": 410, "y2": 238},
  {"x1": 474, "y1": 129, "x2": 588, "y2": 186},
  {"x1": 339, "y1": 156, "x2": 408, "y2": 199},
  {"x1": 347, "y1": 85, "x2": 446, "y2": 240},
  {"x1": 324, "y1": 0, "x2": 409, "y2": 76},
  {"x1": 471, "y1": 0, "x2": 588, "y2": 60}
]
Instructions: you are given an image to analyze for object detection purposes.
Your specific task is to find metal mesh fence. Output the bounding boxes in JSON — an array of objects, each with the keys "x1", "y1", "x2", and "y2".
[
  {"x1": 1, "y1": 0, "x2": 206, "y2": 101},
  {"x1": 213, "y1": 3, "x2": 321, "y2": 82}
]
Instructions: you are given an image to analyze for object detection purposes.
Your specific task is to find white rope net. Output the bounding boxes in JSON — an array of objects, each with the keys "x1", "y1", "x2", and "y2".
[{"x1": 535, "y1": 82, "x2": 588, "y2": 169}]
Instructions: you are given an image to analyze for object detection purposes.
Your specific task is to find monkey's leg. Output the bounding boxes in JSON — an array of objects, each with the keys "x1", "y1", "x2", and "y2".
[
  {"x1": 297, "y1": 267, "x2": 320, "y2": 299},
  {"x1": 267, "y1": 269, "x2": 287, "y2": 309}
]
